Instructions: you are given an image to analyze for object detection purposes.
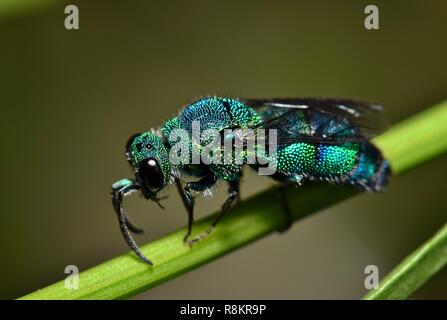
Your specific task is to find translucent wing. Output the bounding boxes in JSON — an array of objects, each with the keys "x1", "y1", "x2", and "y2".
[{"x1": 241, "y1": 98, "x2": 389, "y2": 145}]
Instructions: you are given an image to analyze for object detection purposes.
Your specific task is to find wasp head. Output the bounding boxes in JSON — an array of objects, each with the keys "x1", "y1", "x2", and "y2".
[{"x1": 125, "y1": 132, "x2": 171, "y2": 201}]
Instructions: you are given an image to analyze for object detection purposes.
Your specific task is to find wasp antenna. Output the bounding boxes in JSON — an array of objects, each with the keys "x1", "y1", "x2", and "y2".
[
  {"x1": 152, "y1": 195, "x2": 168, "y2": 210},
  {"x1": 155, "y1": 199, "x2": 166, "y2": 210}
]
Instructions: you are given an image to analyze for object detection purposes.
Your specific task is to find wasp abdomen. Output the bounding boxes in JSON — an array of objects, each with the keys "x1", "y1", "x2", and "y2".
[
  {"x1": 347, "y1": 142, "x2": 390, "y2": 192},
  {"x1": 275, "y1": 141, "x2": 389, "y2": 192}
]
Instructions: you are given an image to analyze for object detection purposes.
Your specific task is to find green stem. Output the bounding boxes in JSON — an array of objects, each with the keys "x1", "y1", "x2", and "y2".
[
  {"x1": 364, "y1": 223, "x2": 447, "y2": 300},
  {"x1": 20, "y1": 100, "x2": 447, "y2": 300}
]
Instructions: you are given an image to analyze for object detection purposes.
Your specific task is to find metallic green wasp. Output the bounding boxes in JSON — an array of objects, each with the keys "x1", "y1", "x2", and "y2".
[{"x1": 111, "y1": 97, "x2": 390, "y2": 265}]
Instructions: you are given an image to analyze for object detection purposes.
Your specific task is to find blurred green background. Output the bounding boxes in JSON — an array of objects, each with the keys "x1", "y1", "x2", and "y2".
[{"x1": 0, "y1": 0, "x2": 446, "y2": 300}]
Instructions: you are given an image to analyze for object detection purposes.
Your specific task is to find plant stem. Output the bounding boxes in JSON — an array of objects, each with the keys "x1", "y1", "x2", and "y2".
[
  {"x1": 364, "y1": 223, "x2": 447, "y2": 300},
  {"x1": 19, "y1": 100, "x2": 447, "y2": 300}
]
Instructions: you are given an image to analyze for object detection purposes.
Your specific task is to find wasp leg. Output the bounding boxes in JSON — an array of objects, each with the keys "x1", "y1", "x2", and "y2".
[
  {"x1": 277, "y1": 186, "x2": 293, "y2": 233},
  {"x1": 186, "y1": 179, "x2": 240, "y2": 246},
  {"x1": 175, "y1": 177, "x2": 195, "y2": 243},
  {"x1": 122, "y1": 215, "x2": 144, "y2": 234},
  {"x1": 177, "y1": 174, "x2": 218, "y2": 243},
  {"x1": 185, "y1": 173, "x2": 218, "y2": 196},
  {"x1": 111, "y1": 179, "x2": 153, "y2": 266},
  {"x1": 271, "y1": 174, "x2": 303, "y2": 233},
  {"x1": 111, "y1": 179, "x2": 144, "y2": 233}
]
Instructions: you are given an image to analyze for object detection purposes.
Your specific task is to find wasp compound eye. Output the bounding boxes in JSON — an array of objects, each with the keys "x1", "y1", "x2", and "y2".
[{"x1": 139, "y1": 158, "x2": 164, "y2": 191}]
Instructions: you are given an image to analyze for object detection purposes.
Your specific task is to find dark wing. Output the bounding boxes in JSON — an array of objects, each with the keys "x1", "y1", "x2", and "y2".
[{"x1": 240, "y1": 98, "x2": 389, "y2": 145}]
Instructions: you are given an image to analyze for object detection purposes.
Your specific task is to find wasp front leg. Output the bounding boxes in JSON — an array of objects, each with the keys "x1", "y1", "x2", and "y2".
[
  {"x1": 111, "y1": 179, "x2": 145, "y2": 233},
  {"x1": 111, "y1": 178, "x2": 153, "y2": 265}
]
